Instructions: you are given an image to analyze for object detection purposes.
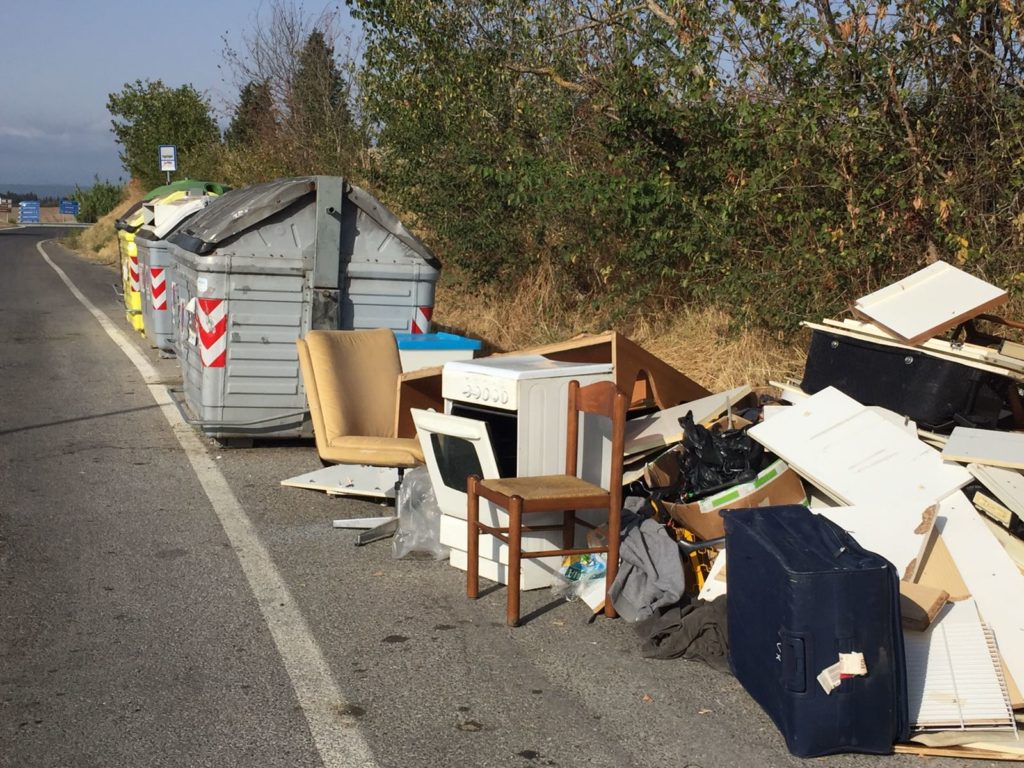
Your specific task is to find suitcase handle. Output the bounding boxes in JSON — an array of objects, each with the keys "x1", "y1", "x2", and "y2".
[{"x1": 781, "y1": 633, "x2": 807, "y2": 693}]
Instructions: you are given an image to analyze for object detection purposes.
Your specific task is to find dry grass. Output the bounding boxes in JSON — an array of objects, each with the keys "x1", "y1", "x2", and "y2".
[
  {"x1": 67, "y1": 179, "x2": 146, "y2": 267},
  {"x1": 433, "y1": 264, "x2": 808, "y2": 390}
]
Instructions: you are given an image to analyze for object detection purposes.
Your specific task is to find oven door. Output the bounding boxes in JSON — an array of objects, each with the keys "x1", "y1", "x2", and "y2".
[{"x1": 411, "y1": 409, "x2": 501, "y2": 520}]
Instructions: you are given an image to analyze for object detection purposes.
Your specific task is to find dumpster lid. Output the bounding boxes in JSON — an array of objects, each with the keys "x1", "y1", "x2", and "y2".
[
  {"x1": 114, "y1": 199, "x2": 147, "y2": 232},
  {"x1": 169, "y1": 177, "x2": 318, "y2": 255},
  {"x1": 137, "y1": 196, "x2": 214, "y2": 241},
  {"x1": 143, "y1": 179, "x2": 229, "y2": 200},
  {"x1": 345, "y1": 182, "x2": 440, "y2": 270},
  {"x1": 169, "y1": 176, "x2": 441, "y2": 268}
]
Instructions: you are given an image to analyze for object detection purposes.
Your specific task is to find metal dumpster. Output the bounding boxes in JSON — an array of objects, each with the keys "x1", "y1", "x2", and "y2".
[
  {"x1": 114, "y1": 202, "x2": 148, "y2": 333},
  {"x1": 166, "y1": 175, "x2": 442, "y2": 439},
  {"x1": 115, "y1": 181, "x2": 229, "y2": 335},
  {"x1": 136, "y1": 192, "x2": 218, "y2": 352}
]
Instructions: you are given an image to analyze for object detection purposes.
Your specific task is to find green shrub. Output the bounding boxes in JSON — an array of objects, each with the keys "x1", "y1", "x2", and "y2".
[{"x1": 74, "y1": 178, "x2": 123, "y2": 223}]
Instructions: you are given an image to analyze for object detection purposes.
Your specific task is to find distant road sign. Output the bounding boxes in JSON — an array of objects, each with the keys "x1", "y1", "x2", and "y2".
[
  {"x1": 18, "y1": 201, "x2": 40, "y2": 224},
  {"x1": 59, "y1": 199, "x2": 80, "y2": 216},
  {"x1": 158, "y1": 144, "x2": 178, "y2": 172}
]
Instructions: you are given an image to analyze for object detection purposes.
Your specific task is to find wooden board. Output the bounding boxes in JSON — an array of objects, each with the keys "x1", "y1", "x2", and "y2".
[
  {"x1": 980, "y1": 516, "x2": 1024, "y2": 572},
  {"x1": 623, "y1": 385, "x2": 751, "y2": 456},
  {"x1": 915, "y1": 534, "x2": 971, "y2": 602},
  {"x1": 816, "y1": 503, "x2": 936, "y2": 581},
  {"x1": 899, "y1": 580, "x2": 949, "y2": 632},
  {"x1": 852, "y1": 260, "x2": 1008, "y2": 345},
  {"x1": 895, "y1": 743, "x2": 1024, "y2": 761},
  {"x1": 747, "y1": 386, "x2": 971, "y2": 509},
  {"x1": 968, "y1": 463, "x2": 1024, "y2": 521},
  {"x1": 281, "y1": 463, "x2": 399, "y2": 500},
  {"x1": 936, "y1": 491, "x2": 1024, "y2": 701},
  {"x1": 943, "y1": 427, "x2": 1024, "y2": 470},
  {"x1": 975, "y1": 492, "x2": 1018, "y2": 529},
  {"x1": 1001, "y1": 339, "x2": 1024, "y2": 362}
]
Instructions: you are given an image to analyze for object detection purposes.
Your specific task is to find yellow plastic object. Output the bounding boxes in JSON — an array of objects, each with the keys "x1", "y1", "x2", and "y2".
[
  {"x1": 118, "y1": 220, "x2": 146, "y2": 333},
  {"x1": 119, "y1": 189, "x2": 210, "y2": 335}
]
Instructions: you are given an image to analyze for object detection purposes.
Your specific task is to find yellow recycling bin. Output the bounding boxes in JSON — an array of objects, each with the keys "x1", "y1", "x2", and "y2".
[{"x1": 114, "y1": 180, "x2": 230, "y2": 335}]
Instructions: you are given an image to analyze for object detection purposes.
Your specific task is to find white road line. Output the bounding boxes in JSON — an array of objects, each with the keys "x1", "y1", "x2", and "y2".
[{"x1": 38, "y1": 241, "x2": 379, "y2": 768}]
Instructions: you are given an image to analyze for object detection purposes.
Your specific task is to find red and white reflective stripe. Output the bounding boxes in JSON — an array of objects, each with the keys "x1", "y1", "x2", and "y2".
[
  {"x1": 129, "y1": 254, "x2": 140, "y2": 292},
  {"x1": 196, "y1": 298, "x2": 227, "y2": 368},
  {"x1": 150, "y1": 267, "x2": 167, "y2": 310},
  {"x1": 411, "y1": 306, "x2": 433, "y2": 334}
]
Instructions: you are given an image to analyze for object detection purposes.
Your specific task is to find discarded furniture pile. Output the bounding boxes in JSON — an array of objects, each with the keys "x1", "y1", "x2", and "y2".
[{"x1": 285, "y1": 260, "x2": 1024, "y2": 761}]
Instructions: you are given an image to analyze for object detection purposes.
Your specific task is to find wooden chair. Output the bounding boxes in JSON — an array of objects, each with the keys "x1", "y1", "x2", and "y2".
[
  {"x1": 466, "y1": 379, "x2": 628, "y2": 626},
  {"x1": 296, "y1": 329, "x2": 424, "y2": 467}
]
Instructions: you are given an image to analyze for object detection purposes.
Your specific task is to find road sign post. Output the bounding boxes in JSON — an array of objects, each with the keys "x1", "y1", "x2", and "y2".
[
  {"x1": 18, "y1": 201, "x2": 41, "y2": 225},
  {"x1": 59, "y1": 199, "x2": 80, "y2": 221},
  {"x1": 158, "y1": 144, "x2": 178, "y2": 184}
]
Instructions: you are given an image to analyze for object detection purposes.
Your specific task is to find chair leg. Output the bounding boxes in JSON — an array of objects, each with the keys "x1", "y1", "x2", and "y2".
[
  {"x1": 604, "y1": 502, "x2": 622, "y2": 619},
  {"x1": 562, "y1": 510, "x2": 576, "y2": 549},
  {"x1": 507, "y1": 496, "x2": 523, "y2": 627},
  {"x1": 466, "y1": 476, "x2": 480, "y2": 600}
]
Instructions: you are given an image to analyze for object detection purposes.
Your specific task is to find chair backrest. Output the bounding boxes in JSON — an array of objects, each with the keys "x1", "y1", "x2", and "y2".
[
  {"x1": 566, "y1": 379, "x2": 628, "y2": 503},
  {"x1": 297, "y1": 329, "x2": 402, "y2": 443}
]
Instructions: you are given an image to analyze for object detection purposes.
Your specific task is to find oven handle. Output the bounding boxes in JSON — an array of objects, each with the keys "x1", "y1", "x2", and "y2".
[{"x1": 412, "y1": 408, "x2": 491, "y2": 441}]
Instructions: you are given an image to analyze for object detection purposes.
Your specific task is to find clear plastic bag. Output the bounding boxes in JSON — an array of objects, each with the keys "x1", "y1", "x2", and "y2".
[
  {"x1": 553, "y1": 552, "x2": 608, "y2": 602},
  {"x1": 392, "y1": 466, "x2": 449, "y2": 560}
]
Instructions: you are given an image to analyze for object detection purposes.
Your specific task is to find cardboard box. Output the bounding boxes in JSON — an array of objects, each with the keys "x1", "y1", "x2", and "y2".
[{"x1": 664, "y1": 459, "x2": 807, "y2": 540}]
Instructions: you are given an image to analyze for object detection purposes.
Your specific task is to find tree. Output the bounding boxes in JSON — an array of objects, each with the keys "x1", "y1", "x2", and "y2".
[
  {"x1": 288, "y1": 30, "x2": 362, "y2": 172},
  {"x1": 351, "y1": 0, "x2": 1024, "y2": 331},
  {"x1": 107, "y1": 79, "x2": 221, "y2": 188},
  {"x1": 224, "y1": 79, "x2": 276, "y2": 147},
  {"x1": 220, "y1": 1, "x2": 366, "y2": 181}
]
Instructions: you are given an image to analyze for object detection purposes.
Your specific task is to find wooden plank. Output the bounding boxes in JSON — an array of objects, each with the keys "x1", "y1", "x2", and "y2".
[
  {"x1": 815, "y1": 503, "x2": 937, "y2": 581},
  {"x1": 974, "y1": 491, "x2": 1017, "y2": 529},
  {"x1": 968, "y1": 463, "x2": 1024, "y2": 521},
  {"x1": 623, "y1": 385, "x2": 751, "y2": 456},
  {"x1": 281, "y1": 463, "x2": 399, "y2": 500},
  {"x1": 747, "y1": 386, "x2": 971, "y2": 509},
  {"x1": 936, "y1": 491, "x2": 1024, "y2": 701},
  {"x1": 895, "y1": 743, "x2": 1024, "y2": 761},
  {"x1": 943, "y1": 427, "x2": 1024, "y2": 470},
  {"x1": 852, "y1": 260, "x2": 1008, "y2": 345},
  {"x1": 980, "y1": 516, "x2": 1024, "y2": 572},
  {"x1": 915, "y1": 534, "x2": 971, "y2": 602},
  {"x1": 1001, "y1": 339, "x2": 1024, "y2": 361},
  {"x1": 899, "y1": 580, "x2": 948, "y2": 632}
]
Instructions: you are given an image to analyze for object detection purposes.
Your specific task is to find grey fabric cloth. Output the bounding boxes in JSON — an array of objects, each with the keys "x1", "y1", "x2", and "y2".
[
  {"x1": 635, "y1": 596, "x2": 732, "y2": 674},
  {"x1": 608, "y1": 512, "x2": 686, "y2": 623}
]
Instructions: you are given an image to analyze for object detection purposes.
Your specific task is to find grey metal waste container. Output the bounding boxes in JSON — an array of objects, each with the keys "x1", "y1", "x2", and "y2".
[
  {"x1": 166, "y1": 176, "x2": 442, "y2": 439},
  {"x1": 136, "y1": 194, "x2": 217, "y2": 352}
]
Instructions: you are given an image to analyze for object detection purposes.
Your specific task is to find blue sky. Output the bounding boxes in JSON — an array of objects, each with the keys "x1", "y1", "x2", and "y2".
[{"x1": 0, "y1": 1, "x2": 356, "y2": 187}]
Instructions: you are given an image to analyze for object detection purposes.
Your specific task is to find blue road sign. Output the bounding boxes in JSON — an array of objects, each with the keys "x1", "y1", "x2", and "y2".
[
  {"x1": 18, "y1": 202, "x2": 40, "y2": 224},
  {"x1": 59, "y1": 199, "x2": 80, "y2": 216}
]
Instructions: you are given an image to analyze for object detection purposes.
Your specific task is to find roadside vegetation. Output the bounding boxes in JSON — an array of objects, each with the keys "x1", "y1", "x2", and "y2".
[{"x1": 72, "y1": 0, "x2": 1024, "y2": 384}]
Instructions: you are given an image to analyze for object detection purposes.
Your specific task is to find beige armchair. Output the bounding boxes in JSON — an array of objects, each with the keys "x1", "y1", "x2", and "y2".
[{"x1": 297, "y1": 329, "x2": 424, "y2": 467}]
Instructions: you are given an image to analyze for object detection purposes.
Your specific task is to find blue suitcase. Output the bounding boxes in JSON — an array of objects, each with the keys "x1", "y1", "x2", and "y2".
[{"x1": 724, "y1": 505, "x2": 909, "y2": 757}]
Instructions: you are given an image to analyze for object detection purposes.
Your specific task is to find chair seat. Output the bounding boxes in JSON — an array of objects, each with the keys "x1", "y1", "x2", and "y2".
[
  {"x1": 480, "y1": 475, "x2": 607, "y2": 501},
  {"x1": 321, "y1": 436, "x2": 424, "y2": 467}
]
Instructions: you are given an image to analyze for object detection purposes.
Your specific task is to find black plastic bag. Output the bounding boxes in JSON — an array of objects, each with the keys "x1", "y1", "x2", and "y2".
[{"x1": 678, "y1": 411, "x2": 767, "y2": 499}]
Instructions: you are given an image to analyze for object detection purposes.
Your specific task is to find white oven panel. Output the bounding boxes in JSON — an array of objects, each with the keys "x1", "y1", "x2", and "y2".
[
  {"x1": 442, "y1": 371, "x2": 518, "y2": 410},
  {"x1": 442, "y1": 355, "x2": 614, "y2": 486}
]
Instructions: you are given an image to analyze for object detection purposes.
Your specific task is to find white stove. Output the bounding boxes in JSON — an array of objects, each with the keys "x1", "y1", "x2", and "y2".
[
  {"x1": 441, "y1": 354, "x2": 614, "y2": 482},
  {"x1": 442, "y1": 355, "x2": 612, "y2": 411}
]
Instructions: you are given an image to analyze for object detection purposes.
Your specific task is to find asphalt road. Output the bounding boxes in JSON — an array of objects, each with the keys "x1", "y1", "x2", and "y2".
[{"x1": 0, "y1": 229, "x2": 986, "y2": 768}]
